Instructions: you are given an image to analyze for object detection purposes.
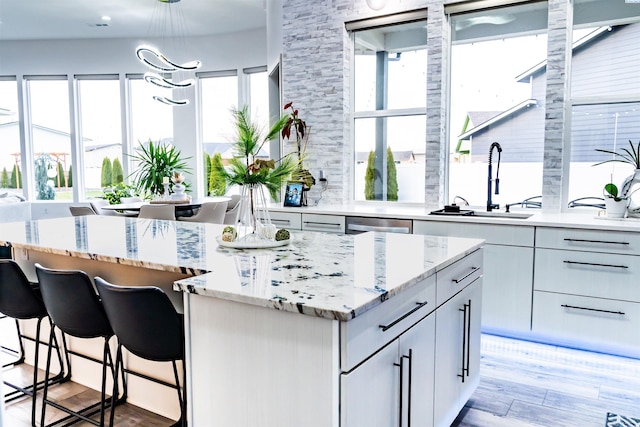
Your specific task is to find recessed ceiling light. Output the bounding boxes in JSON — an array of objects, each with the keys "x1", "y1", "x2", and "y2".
[{"x1": 101, "y1": 16, "x2": 111, "y2": 22}]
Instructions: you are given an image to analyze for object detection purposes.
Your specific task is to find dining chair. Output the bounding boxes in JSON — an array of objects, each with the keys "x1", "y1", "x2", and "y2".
[
  {"x1": 178, "y1": 201, "x2": 227, "y2": 223},
  {"x1": 90, "y1": 199, "x2": 120, "y2": 216},
  {"x1": 223, "y1": 194, "x2": 242, "y2": 225},
  {"x1": 120, "y1": 196, "x2": 143, "y2": 204},
  {"x1": 95, "y1": 277, "x2": 186, "y2": 427},
  {"x1": 69, "y1": 206, "x2": 97, "y2": 216},
  {"x1": 138, "y1": 204, "x2": 176, "y2": 220}
]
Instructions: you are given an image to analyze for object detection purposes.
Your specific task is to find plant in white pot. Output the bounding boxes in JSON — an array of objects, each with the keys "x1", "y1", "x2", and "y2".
[
  {"x1": 602, "y1": 183, "x2": 629, "y2": 218},
  {"x1": 595, "y1": 140, "x2": 640, "y2": 217}
]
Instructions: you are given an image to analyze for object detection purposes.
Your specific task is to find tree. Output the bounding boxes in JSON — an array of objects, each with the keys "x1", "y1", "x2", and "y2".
[
  {"x1": 10, "y1": 165, "x2": 21, "y2": 189},
  {"x1": 67, "y1": 166, "x2": 73, "y2": 187},
  {"x1": 112, "y1": 158, "x2": 124, "y2": 185},
  {"x1": 208, "y1": 152, "x2": 227, "y2": 196},
  {"x1": 35, "y1": 155, "x2": 55, "y2": 200},
  {"x1": 0, "y1": 168, "x2": 8, "y2": 188},
  {"x1": 204, "y1": 152, "x2": 211, "y2": 193},
  {"x1": 387, "y1": 147, "x2": 398, "y2": 201},
  {"x1": 364, "y1": 151, "x2": 376, "y2": 200},
  {"x1": 101, "y1": 157, "x2": 112, "y2": 187},
  {"x1": 56, "y1": 161, "x2": 66, "y2": 188}
]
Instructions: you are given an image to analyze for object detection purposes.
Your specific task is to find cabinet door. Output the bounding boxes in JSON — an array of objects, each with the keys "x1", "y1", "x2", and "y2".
[
  {"x1": 341, "y1": 342, "x2": 400, "y2": 427},
  {"x1": 434, "y1": 279, "x2": 482, "y2": 427},
  {"x1": 399, "y1": 314, "x2": 435, "y2": 427}
]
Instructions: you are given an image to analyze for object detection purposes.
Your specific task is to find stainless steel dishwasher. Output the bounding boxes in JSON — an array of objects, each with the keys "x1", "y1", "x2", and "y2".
[{"x1": 345, "y1": 216, "x2": 413, "y2": 234}]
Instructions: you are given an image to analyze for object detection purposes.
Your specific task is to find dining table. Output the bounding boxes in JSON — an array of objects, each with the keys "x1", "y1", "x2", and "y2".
[{"x1": 102, "y1": 196, "x2": 231, "y2": 218}]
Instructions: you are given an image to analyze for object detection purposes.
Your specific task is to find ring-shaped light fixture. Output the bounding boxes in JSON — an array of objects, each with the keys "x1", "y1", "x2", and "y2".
[
  {"x1": 153, "y1": 96, "x2": 189, "y2": 106},
  {"x1": 136, "y1": 45, "x2": 201, "y2": 72},
  {"x1": 144, "y1": 72, "x2": 195, "y2": 89}
]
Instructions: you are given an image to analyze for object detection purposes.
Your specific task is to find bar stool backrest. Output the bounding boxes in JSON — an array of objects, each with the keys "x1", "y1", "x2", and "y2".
[
  {"x1": 95, "y1": 277, "x2": 183, "y2": 362},
  {"x1": 35, "y1": 264, "x2": 113, "y2": 339},
  {"x1": 0, "y1": 260, "x2": 47, "y2": 320}
]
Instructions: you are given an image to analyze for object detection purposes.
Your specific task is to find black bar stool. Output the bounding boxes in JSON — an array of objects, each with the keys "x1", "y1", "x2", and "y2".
[
  {"x1": 95, "y1": 277, "x2": 186, "y2": 427},
  {"x1": 35, "y1": 263, "x2": 123, "y2": 427},
  {"x1": 0, "y1": 260, "x2": 69, "y2": 427}
]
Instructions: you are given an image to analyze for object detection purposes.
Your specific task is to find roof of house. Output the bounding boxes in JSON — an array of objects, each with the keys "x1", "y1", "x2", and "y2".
[{"x1": 458, "y1": 99, "x2": 538, "y2": 140}]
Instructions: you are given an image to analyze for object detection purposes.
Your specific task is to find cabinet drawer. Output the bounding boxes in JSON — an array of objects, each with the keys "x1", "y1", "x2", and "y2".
[
  {"x1": 266, "y1": 211, "x2": 301, "y2": 230},
  {"x1": 532, "y1": 291, "x2": 640, "y2": 355},
  {"x1": 302, "y1": 213, "x2": 345, "y2": 233},
  {"x1": 534, "y1": 248, "x2": 640, "y2": 302},
  {"x1": 535, "y1": 227, "x2": 640, "y2": 255},
  {"x1": 436, "y1": 249, "x2": 483, "y2": 306},
  {"x1": 340, "y1": 275, "x2": 436, "y2": 372}
]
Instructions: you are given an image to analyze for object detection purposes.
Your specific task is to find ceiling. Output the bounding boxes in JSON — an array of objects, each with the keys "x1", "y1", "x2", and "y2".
[{"x1": 0, "y1": 0, "x2": 266, "y2": 41}]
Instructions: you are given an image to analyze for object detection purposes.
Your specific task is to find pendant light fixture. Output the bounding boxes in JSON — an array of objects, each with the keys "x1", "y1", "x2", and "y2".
[{"x1": 135, "y1": 0, "x2": 201, "y2": 106}]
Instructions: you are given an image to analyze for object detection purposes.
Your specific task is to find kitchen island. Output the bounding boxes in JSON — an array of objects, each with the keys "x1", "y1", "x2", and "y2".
[{"x1": 0, "y1": 216, "x2": 484, "y2": 426}]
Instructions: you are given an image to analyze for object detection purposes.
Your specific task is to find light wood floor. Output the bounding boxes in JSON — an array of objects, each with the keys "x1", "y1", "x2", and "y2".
[
  {"x1": 3, "y1": 334, "x2": 640, "y2": 426},
  {"x1": 453, "y1": 334, "x2": 640, "y2": 427}
]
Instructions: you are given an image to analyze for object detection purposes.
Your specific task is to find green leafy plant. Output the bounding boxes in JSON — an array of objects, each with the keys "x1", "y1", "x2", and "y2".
[
  {"x1": 387, "y1": 147, "x2": 398, "y2": 201},
  {"x1": 112, "y1": 158, "x2": 124, "y2": 185},
  {"x1": 101, "y1": 157, "x2": 112, "y2": 187},
  {"x1": 127, "y1": 139, "x2": 192, "y2": 199},
  {"x1": 282, "y1": 102, "x2": 315, "y2": 188},
  {"x1": 1, "y1": 168, "x2": 9, "y2": 188},
  {"x1": 212, "y1": 106, "x2": 296, "y2": 200},
  {"x1": 603, "y1": 183, "x2": 626, "y2": 201},
  {"x1": 102, "y1": 183, "x2": 137, "y2": 205},
  {"x1": 365, "y1": 151, "x2": 376, "y2": 200},
  {"x1": 594, "y1": 140, "x2": 640, "y2": 169}
]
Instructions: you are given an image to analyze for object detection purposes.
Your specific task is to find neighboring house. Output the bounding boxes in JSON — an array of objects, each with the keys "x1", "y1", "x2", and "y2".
[
  {"x1": 0, "y1": 121, "x2": 121, "y2": 188},
  {"x1": 458, "y1": 24, "x2": 640, "y2": 163}
]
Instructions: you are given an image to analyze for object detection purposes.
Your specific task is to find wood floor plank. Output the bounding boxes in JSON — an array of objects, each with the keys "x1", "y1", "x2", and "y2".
[{"x1": 543, "y1": 389, "x2": 640, "y2": 421}]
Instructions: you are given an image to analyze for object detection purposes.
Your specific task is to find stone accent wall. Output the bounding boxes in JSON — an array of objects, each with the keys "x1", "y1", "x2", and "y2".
[{"x1": 279, "y1": 0, "x2": 573, "y2": 211}]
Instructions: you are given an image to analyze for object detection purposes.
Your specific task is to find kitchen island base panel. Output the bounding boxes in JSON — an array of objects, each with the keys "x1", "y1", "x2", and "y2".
[{"x1": 185, "y1": 294, "x2": 340, "y2": 427}]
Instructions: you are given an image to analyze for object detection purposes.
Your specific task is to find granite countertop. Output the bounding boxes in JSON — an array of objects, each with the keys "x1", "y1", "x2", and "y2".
[
  {"x1": 0, "y1": 216, "x2": 483, "y2": 321},
  {"x1": 269, "y1": 203, "x2": 640, "y2": 232}
]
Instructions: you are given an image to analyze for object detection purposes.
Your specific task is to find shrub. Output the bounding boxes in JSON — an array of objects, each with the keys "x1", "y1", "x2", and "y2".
[{"x1": 101, "y1": 157, "x2": 112, "y2": 187}]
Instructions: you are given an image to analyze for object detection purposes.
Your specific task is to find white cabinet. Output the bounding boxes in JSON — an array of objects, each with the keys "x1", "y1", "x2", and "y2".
[
  {"x1": 532, "y1": 227, "x2": 640, "y2": 358},
  {"x1": 301, "y1": 213, "x2": 345, "y2": 233},
  {"x1": 340, "y1": 314, "x2": 435, "y2": 427},
  {"x1": 261, "y1": 211, "x2": 302, "y2": 230},
  {"x1": 434, "y1": 279, "x2": 482, "y2": 427},
  {"x1": 414, "y1": 220, "x2": 533, "y2": 335}
]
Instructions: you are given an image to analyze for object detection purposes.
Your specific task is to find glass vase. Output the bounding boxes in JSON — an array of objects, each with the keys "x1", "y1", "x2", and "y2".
[{"x1": 235, "y1": 183, "x2": 274, "y2": 243}]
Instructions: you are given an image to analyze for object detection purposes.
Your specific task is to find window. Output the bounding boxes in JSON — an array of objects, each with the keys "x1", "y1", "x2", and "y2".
[
  {"x1": 350, "y1": 14, "x2": 428, "y2": 203},
  {"x1": 569, "y1": 0, "x2": 640, "y2": 207},
  {"x1": 129, "y1": 76, "x2": 174, "y2": 148},
  {"x1": 199, "y1": 71, "x2": 238, "y2": 195},
  {"x1": 246, "y1": 68, "x2": 269, "y2": 156},
  {"x1": 448, "y1": 1, "x2": 548, "y2": 209},
  {"x1": 0, "y1": 79, "x2": 22, "y2": 195},
  {"x1": 26, "y1": 77, "x2": 72, "y2": 201},
  {"x1": 77, "y1": 76, "x2": 122, "y2": 199}
]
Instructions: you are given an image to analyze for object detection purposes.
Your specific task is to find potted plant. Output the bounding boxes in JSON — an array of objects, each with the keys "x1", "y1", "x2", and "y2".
[
  {"x1": 212, "y1": 105, "x2": 297, "y2": 242},
  {"x1": 127, "y1": 139, "x2": 192, "y2": 199},
  {"x1": 282, "y1": 102, "x2": 315, "y2": 203},
  {"x1": 595, "y1": 140, "x2": 640, "y2": 217},
  {"x1": 602, "y1": 183, "x2": 628, "y2": 218}
]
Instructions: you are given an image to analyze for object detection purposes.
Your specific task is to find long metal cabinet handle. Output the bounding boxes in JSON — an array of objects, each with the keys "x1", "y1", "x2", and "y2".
[
  {"x1": 563, "y1": 238, "x2": 629, "y2": 246},
  {"x1": 271, "y1": 219, "x2": 291, "y2": 225},
  {"x1": 379, "y1": 302, "x2": 428, "y2": 332},
  {"x1": 303, "y1": 221, "x2": 341, "y2": 228},
  {"x1": 563, "y1": 260, "x2": 628, "y2": 269},
  {"x1": 561, "y1": 304, "x2": 625, "y2": 316},
  {"x1": 452, "y1": 266, "x2": 480, "y2": 284},
  {"x1": 458, "y1": 304, "x2": 468, "y2": 383},
  {"x1": 465, "y1": 300, "x2": 471, "y2": 378},
  {"x1": 394, "y1": 358, "x2": 404, "y2": 427},
  {"x1": 347, "y1": 223, "x2": 410, "y2": 233},
  {"x1": 403, "y1": 349, "x2": 413, "y2": 427}
]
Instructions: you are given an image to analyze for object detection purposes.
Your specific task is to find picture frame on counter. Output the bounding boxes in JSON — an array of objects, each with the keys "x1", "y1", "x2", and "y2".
[{"x1": 283, "y1": 182, "x2": 304, "y2": 207}]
